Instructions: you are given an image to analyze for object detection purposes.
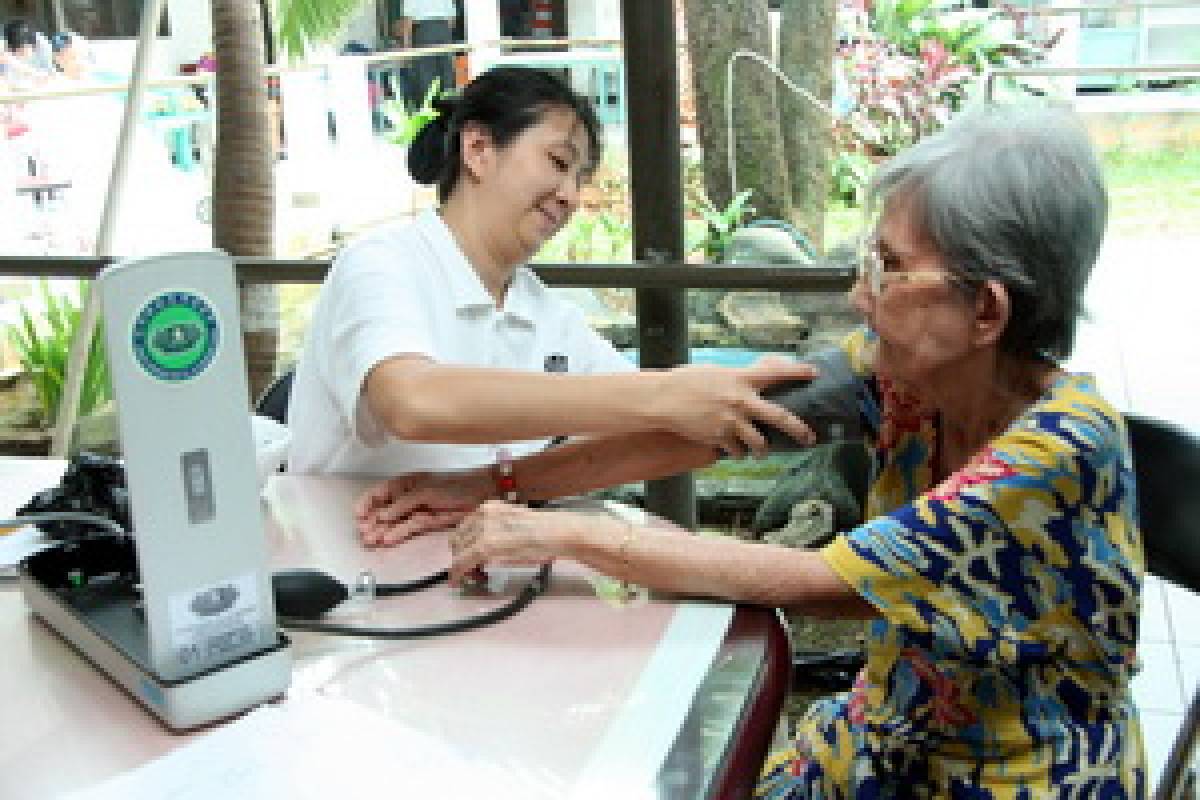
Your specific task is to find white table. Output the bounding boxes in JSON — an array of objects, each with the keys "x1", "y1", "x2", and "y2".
[{"x1": 0, "y1": 458, "x2": 787, "y2": 798}]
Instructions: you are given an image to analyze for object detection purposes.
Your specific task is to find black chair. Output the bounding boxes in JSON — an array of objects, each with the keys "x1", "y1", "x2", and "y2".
[
  {"x1": 1126, "y1": 414, "x2": 1200, "y2": 800},
  {"x1": 256, "y1": 368, "x2": 295, "y2": 425}
]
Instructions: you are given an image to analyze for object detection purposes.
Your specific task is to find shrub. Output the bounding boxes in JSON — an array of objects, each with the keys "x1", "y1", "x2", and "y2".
[
  {"x1": 834, "y1": 0, "x2": 1055, "y2": 166},
  {"x1": 6, "y1": 281, "x2": 111, "y2": 426}
]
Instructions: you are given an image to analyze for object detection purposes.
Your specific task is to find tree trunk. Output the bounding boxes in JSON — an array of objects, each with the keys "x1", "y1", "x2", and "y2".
[
  {"x1": 683, "y1": 0, "x2": 792, "y2": 224},
  {"x1": 210, "y1": 0, "x2": 277, "y2": 404},
  {"x1": 683, "y1": 0, "x2": 732, "y2": 210},
  {"x1": 779, "y1": 0, "x2": 835, "y2": 252}
]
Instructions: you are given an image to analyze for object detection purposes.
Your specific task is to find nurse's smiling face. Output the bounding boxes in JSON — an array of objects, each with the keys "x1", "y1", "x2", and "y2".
[{"x1": 463, "y1": 107, "x2": 593, "y2": 265}]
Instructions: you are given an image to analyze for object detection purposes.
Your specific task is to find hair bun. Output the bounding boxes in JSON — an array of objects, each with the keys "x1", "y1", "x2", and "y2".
[
  {"x1": 431, "y1": 91, "x2": 460, "y2": 115},
  {"x1": 406, "y1": 108, "x2": 453, "y2": 185}
]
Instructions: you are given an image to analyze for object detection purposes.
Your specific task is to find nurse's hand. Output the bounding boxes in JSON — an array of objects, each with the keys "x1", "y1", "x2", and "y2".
[
  {"x1": 354, "y1": 467, "x2": 493, "y2": 547},
  {"x1": 650, "y1": 359, "x2": 818, "y2": 459}
]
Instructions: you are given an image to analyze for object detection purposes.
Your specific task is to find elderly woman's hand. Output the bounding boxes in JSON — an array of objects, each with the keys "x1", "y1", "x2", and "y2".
[
  {"x1": 355, "y1": 468, "x2": 493, "y2": 547},
  {"x1": 448, "y1": 501, "x2": 585, "y2": 586}
]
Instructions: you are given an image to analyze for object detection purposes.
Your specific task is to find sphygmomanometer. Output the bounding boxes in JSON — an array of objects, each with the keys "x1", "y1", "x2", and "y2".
[{"x1": 8, "y1": 453, "x2": 549, "y2": 640}]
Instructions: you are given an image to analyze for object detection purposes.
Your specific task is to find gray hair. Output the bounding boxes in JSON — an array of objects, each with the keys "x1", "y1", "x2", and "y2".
[{"x1": 868, "y1": 101, "x2": 1108, "y2": 361}]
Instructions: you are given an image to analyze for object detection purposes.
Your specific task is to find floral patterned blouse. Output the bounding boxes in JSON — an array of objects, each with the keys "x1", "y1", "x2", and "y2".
[{"x1": 758, "y1": 330, "x2": 1146, "y2": 798}]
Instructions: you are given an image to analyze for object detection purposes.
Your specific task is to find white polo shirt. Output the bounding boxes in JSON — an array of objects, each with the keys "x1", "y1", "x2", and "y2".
[{"x1": 287, "y1": 210, "x2": 634, "y2": 477}]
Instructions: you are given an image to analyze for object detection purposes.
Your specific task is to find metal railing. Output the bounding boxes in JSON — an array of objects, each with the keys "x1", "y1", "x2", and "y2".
[
  {"x1": 0, "y1": 37, "x2": 623, "y2": 107},
  {"x1": 0, "y1": 256, "x2": 855, "y2": 291},
  {"x1": 1001, "y1": 2, "x2": 1200, "y2": 14},
  {"x1": 0, "y1": 254, "x2": 855, "y2": 530},
  {"x1": 984, "y1": 62, "x2": 1200, "y2": 100}
]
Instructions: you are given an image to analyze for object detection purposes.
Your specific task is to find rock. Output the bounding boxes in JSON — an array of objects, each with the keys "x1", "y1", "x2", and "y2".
[
  {"x1": 0, "y1": 427, "x2": 51, "y2": 456},
  {"x1": 558, "y1": 288, "x2": 636, "y2": 348},
  {"x1": 752, "y1": 442, "x2": 867, "y2": 536},
  {"x1": 764, "y1": 497, "x2": 837, "y2": 550},
  {"x1": 717, "y1": 291, "x2": 810, "y2": 348},
  {"x1": 725, "y1": 225, "x2": 814, "y2": 265}
]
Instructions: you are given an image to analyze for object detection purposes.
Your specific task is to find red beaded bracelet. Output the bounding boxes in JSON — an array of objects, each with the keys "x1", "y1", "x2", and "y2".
[{"x1": 494, "y1": 448, "x2": 518, "y2": 503}]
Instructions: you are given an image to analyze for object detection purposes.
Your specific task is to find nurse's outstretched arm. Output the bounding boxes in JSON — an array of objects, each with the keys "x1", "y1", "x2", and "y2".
[{"x1": 364, "y1": 356, "x2": 817, "y2": 459}]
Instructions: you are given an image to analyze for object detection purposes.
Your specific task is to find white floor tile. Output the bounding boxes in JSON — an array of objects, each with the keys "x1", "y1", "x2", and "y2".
[
  {"x1": 1134, "y1": 641, "x2": 1184, "y2": 712},
  {"x1": 1165, "y1": 582, "x2": 1200, "y2": 646},
  {"x1": 1176, "y1": 645, "x2": 1200, "y2": 699},
  {"x1": 1140, "y1": 575, "x2": 1172, "y2": 645},
  {"x1": 1140, "y1": 710, "x2": 1184, "y2": 793}
]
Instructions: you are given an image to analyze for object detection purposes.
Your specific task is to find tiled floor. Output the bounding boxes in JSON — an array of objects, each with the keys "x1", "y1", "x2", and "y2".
[
  {"x1": 1134, "y1": 575, "x2": 1194, "y2": 787},
  {"x1": 1070, "y1": 234, "x2": 1200, "y2": 789}
]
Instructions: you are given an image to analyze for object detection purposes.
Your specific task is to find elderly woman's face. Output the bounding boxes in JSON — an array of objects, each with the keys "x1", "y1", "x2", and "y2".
[{"x1": 849, "y1": 196, "x2": 977, "y2": 390}]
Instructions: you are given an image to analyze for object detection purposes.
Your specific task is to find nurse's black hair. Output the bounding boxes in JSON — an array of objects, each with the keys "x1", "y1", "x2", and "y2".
[{"x1": 408, "y1": 66, "x2": 602, "y2": 204}]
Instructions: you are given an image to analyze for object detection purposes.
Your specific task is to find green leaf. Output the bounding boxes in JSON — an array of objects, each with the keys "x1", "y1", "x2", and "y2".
[
  {"x1": 276, "y1": 0, "x2": 371, "y2": 61},
  {"x1": 4, "y1": 279, "x2": 111, "y2": 425},
  {"x1": 386, "y1": 78, "x2": 445, "y2": 147}
]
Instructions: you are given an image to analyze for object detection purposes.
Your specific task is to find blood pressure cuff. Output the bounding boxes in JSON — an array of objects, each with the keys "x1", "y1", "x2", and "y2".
[{"x1": 756, "y1": 346, "x2": 869, "y2": 448}]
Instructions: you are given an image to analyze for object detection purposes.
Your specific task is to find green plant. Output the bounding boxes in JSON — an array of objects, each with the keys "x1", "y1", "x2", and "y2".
[
  {"x1": 6, "y1": 281, "x2": 111, "y2": 426},
  {"x1": 592, "y1": 211, "x2": 632, "y2": 261},
  {"x1": 868, "y1": 0, "x2": 1046, "y2": 71},
  {"x1": 696, "y1": 189, "x2": 755, "y2": 262},
  {"x1": 834, "y1": 0, "x2": 1055, "y2": 159},
  {"x1": 276, "y1": 0, "x2": 373, "y2": 59},
  {"x1": 534, "y1": 209, "x2": 633, "y2": 264},
  {"x1": 384, "y1": 77, "x2": 444, "y2": 147},
  {"x1": 831, "y1": 150, "x2": 873, "y2": 208}
]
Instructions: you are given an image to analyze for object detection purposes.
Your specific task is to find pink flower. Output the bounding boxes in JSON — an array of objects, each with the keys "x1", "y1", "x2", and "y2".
[{"x1": 920, "y1": 39, "x2": 949, "y2": 75}]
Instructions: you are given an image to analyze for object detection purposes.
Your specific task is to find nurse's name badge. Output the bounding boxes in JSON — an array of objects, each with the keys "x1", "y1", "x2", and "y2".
[{"x1": 131, "y1": 291, "x2": 220, "y2": 382}]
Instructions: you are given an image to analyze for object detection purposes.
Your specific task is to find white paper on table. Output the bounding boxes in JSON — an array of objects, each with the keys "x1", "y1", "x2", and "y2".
[
  {"x1": 65, "y1": 691, "x2": 567, "y2": 800},
  {"x1": 0, "y1": 525, "x2": 53, "y2": 570}
]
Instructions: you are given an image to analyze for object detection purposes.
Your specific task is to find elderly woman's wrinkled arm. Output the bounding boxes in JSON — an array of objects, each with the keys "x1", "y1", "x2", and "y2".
[{"x1": 450, "y1": 501, "x2": 878, "y2": 618}]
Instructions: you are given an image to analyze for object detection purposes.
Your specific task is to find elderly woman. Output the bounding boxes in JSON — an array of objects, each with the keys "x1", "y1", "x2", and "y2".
[{"x1": 358, "y1": 102, "x2": 1143, "y2": 796}]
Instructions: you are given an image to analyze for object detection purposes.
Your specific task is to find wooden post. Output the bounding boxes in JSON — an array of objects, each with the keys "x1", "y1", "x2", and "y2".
[{"x1": 620, "y1": 0, "x2": 695, "y2": 530}]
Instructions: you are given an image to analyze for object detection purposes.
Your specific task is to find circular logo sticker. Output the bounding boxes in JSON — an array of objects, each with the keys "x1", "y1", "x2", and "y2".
[{"x1": 131, "y1": 291, "x2": 220, "y2": 382}]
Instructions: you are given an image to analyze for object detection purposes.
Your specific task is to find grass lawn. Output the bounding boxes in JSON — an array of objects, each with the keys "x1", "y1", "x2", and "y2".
[
  {"x1": 1101, "y1": 145, "x2": 1200, "y2": 236},
  {"x1": 825, "y1": 143, "x2": 1200, "y2": 244}
]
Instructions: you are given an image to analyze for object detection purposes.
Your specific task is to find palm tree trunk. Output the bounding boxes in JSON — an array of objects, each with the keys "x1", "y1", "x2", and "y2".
[{"x1": 210, "y1": 0, "x2": 277, "y2": 403}]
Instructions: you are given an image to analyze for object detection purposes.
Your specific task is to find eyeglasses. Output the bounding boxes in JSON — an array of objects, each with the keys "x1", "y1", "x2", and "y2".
[{"x1": 856, "y1": 235, "x2": 966, "y2": 297}]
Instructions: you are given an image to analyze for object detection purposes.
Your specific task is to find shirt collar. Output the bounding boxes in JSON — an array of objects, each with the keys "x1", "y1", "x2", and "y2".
[
  {"x1": 500, "y1": 269, "x2": 545, "y2": 326},
  {"x1": 414, "y1": 209, "x2": 543, "y2": 325}
]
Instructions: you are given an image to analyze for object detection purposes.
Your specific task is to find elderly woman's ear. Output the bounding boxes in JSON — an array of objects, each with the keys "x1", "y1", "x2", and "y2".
[{"x1": 970, "y1": 279, "x2": 1012, "y2": 350}]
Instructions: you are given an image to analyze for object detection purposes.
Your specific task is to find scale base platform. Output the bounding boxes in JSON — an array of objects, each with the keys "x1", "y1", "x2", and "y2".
[{"x1": 18, "y1": 541, "x2": 291, "y2": 731}]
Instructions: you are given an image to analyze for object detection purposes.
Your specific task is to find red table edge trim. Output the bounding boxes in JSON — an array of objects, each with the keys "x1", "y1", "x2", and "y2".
[{"x1": 706, "y1": 605, "x2": 791, "y2": 800}]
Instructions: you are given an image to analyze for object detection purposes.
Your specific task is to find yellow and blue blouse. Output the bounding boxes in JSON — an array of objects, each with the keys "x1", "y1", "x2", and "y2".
[{"x1": 758, "y1": 330, "x2": 1146, "y2": 798}]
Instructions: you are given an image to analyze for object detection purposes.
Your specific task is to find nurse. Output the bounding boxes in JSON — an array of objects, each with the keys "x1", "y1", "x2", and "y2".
[{"x1": 288, "y1": 67, "x2": 814, "y2": 485}]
